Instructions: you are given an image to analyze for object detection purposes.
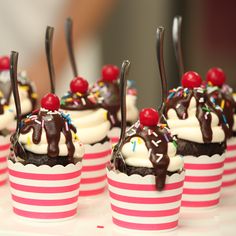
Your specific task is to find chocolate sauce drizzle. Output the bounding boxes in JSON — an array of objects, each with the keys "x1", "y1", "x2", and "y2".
[
  {"x1": 163, "y1": 87, "x2": 229, "y2": 143},
  {"x1": 19, "y1": 110, "x2": 76, "y2": 161},
  {"x1": 125, "y1": 122, "x2": 174, "y2": 190},
  {"x1": 206, "y1": 84, "x2": 235, "y2": 138},
  {"x1": 60, "y1": 91, "x2": 100, "y2": 111}
]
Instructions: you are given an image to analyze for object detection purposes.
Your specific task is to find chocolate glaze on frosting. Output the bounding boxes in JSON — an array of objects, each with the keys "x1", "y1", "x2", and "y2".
[
  {"x1": 14, "y1": 109, "x2": 77, "y2": 163},
  {"x1": 163, "y1": 86, "x2": 229, "y2": 143},
  {"x1": 206, "y1": 84, "x2": 235, "y2": 138},
  {"x1": 60, "y1": 91, "x2": 101, "y2": 111},
  {"x1": 116, "y1": 120, "x2": 177, "y2": 191}
]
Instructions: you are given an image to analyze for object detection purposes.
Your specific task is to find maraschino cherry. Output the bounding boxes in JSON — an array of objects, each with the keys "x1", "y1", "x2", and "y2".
[
  {"x1": 0, "y1": 56, "x2": 10, "y2": 71},
  {"x1": 139, "y1": 108, "x2": 159, "y2": 127},
  {"x1": 70, "y1": 77, "x2": 88, "y2": 94},
  {"x1": 182, "y1": 71, "x2": 202, "y2": 89},
  {"x1": 206, "y1": 67, "x2": 226, "y2": 87},
  {"x1": 41, "y1": 93, "x2": 60, "y2": 111},
  {"x1": 101, "y1": 64, "x2": 119, "y2": 82}
]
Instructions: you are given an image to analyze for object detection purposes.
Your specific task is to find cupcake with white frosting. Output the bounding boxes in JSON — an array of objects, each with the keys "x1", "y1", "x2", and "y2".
[
  {"x1": 91, "y1": 65, "x2": 138, "y2": 144},
  {"x1": 163, "y1": 71, "x2": 228, "y2": 209},
  {"x1": 61, "y1": 76, "x2": 112, "y2": 196}
]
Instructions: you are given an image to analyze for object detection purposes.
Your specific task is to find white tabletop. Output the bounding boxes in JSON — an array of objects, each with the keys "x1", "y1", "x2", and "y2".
[{"x1": 0, "y1": 184, "x2": 236, "y2": 236}]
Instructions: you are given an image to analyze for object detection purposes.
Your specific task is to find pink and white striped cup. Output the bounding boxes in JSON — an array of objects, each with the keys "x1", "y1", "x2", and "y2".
[
  {"x1": 182, "y1": 154, "x2": 225, "y2": 209},
  {"x1": 107, "y1": 169, "x2": 185, "y2": 232},
  {"x1": 80, "y1": 141, "x2": 111, "y2": 196},
  {"x1": 0, "y1": 135, "x2": 11, "y2": 186},
  {"x1": 108, "y1": 127, "x2": 120, "y2": 146},
  {"x1": 8, "y1": 160, "x2": 82, "y2": 222},
  {"x1": 222, "y1": 137, "x2": 236, "y2": 187}
]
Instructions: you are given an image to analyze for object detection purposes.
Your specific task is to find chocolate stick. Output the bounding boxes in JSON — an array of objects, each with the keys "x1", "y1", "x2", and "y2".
[
  {"x1": 65, "y1": 17, "x2": 78, "y2": 77},
  {"x1": 156, "y1": 26, "x2": 167, "y2": 114},
  {"x1": 113, "y1": 60, "x2": 130, "y2": 170},
  {"x1": 10, "y1": 51, "x2": 26, "y2": 159},
  {"x1": 172, "y1": 16, "x2": 185, "y2": 79},
  {"x1": 45, "y1": 26, "x2": 56, "y2": 94}
]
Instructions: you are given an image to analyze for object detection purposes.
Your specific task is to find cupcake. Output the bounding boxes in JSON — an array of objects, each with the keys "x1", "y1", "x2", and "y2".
[
  {"x1": 8, "y1": 27, "x2": 85, "y2": 221},
  {"x1": 205, "y1": 68, "x2": 236, "y2": 188},
  {"x1": 60, "y1": 77, "x2": 112, "y2": 196},
  {"x1": 163, "y1": 71, "x2": 228, "y2": 208},
  {"x1": 0, "y1": 92, "x2": 14, "y2": 186},
  {"x1": 91, "y1": 64, "x2": 139, "y2": 144},
  {"x1": 108, "y1": 59, "x2": 184, "y2": 232},
  {"x1": 0, "y1": 56, "x2": 37, "y2": 131}
]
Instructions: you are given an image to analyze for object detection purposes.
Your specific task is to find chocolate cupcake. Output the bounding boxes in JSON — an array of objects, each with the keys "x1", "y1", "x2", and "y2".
[
  {"x1": 0, "y1": 56, "x2": 37, "y2": 131},
  {"x1": 206, "y1": 67, "x2": 236, "y2": 188},
  {"x1": 163, "y1": 71, "x2": 228, "y2": 208},
  {"x1": 60, "y1": 77, "x2": 112, "y2": 196},
  {"x1": 107, "y1": 52, "x2": 185, "y2": 232},
  {"x1": 91, "y1": 64, "x2": 138, "y2": 144}
]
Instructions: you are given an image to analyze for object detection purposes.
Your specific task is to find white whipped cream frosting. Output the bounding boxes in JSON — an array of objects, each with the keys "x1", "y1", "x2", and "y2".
[
  {"x1": 0, "y1": 106, "x2": 15, "y2": 130},
  {"x1": 19, "y1": 128, "x2": 84, "y2": 158},
  {"x1": 121, "y1": 136, "x2": 183, "y2": 172},
  {"x1": 166, "y1": 96, "x2": 225, "y2": 143},
  {"x1": 61, "y1": 108, "x2": 111, "y2": 144}
]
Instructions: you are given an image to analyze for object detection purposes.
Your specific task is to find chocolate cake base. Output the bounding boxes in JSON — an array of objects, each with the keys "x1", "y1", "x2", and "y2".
[
  {"x1": 177, "y1": 139, "x2": 226, "y2": 157},
  {"x1": 14, "y1": 150, "x2": 76, "y2": 167}
]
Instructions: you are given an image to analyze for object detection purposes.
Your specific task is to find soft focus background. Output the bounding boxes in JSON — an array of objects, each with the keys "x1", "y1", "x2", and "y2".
[{"x1": 0, "y1": 0, "x2": 236, "y2": 109}]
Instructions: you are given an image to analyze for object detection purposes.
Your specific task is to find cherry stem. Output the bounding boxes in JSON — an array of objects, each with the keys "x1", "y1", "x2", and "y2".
[
  {"x1": 65, "y1": 17, "x2": 78, "y2": 77},
  {"x1": 45, "y1": 26, "x2": 56, "y2": 94},
  {"x1": 10, "y1": 51, "x2": 21, "y2": 131},
  {"x1": 156, "y1": 26, "x2": 167, "y2": 114},
  {"x1": 172, "y1": 16, "x2": 184, "y2": 79}
]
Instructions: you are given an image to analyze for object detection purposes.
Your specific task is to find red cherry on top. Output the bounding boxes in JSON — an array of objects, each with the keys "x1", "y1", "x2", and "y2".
[
  {"x1": 206, "y1": 67, "x2": 226, "y2": 87},
  {"x1": 70, "y1": 77, "x2": 88, "y2": 94},
  {"x1": 0, "y1": 56, "x2": 10, "y2": 71},
  {"x1": 139, "y1": 108, "x2": 159, "y2": 127},
  {"x1": 41, "y1": 93, "x2": 60, "y2": 111},
  {"x1": 181, "y1": 71, "x2": 202, "y2": 89},
  {"x1": 101, "y1": 64, "x2": 119, "y2": 82}
]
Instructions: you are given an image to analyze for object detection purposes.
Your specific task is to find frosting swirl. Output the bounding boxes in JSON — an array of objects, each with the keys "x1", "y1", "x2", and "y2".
[{"x1": 163, "y1": 87, "x2": 229, "y2": 143}]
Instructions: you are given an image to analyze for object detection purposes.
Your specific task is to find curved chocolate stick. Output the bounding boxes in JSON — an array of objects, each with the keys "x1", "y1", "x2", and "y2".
[
  {"x1": 10, "y1": 51, "x2": 26, "y2": 159},
  {"x1": 45, "y1": 26, "x2": 56, "y2": 94},
  {"x1": 156, "y1": 26, "x2": 167, "y2": 113},
  {"x1": 113, "y1": 60, "x2": 130, "y2": 170},
  {"x1": 65, "y1": 17, "x2": 78, "y2": 77},
  {"x1": 172, "y1": 16, "x2": 185, "y2": 79}
]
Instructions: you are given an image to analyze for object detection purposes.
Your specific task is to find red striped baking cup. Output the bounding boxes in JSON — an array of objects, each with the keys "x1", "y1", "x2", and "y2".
[
  {"x1": 80, "y1": 141, "x2": 111, "y2": 196},
  {"x1": 0, "y1": 136, "x2": 11, "y2": 186},
  {"x1": 8, "y1": 160, "x2": 82, "y2": 222},
  {"x1": 108, "y1": 127, "x2": 121, "y2": 146},
  {"x1": 222, "y1": 137, "x2": 236, "y2": 187},
  {"x1": 182, "y1": 154, "x2": 225, "y2": 209},
  {"x1": 107, "y1": 169, "x2": 185, "y2": 232}
]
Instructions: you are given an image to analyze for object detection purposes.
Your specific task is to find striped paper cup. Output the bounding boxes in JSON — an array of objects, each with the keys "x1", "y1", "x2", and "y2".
[
  {"x1": 0, "y1": 135, "x2": 11, "y2": 186},
  {"x1": 223, "y1": 137, "x2": 236, "y2": 187},
  {"x1": 182, "y1": 154, "x2": 225, "y2": 209},
  {"x1": 80, "y1": 141, "x2": 111, "y2": 197},
  {"x1": 107, "y1": 169, "x2": 185, "y2": 232},
  {"x1": 8, "y1": 160, "x2": 82, "y2": 222},
  {"x1": 108, "y1": 127, "x2": 121, "y2": 146}
]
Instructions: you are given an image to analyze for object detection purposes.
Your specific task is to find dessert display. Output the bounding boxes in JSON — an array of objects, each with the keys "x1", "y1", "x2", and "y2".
[
  {"x1": 163, "y1": 70, "x2": 228, "y2": 208},
  {"x1": 60, "y1": 18, "x2": 111, "y2": 196},
  {"x1": 0, "y1": 56, "x2": 37, "y2": 131},
  {"x1": 8, "y1": 27, "x2": 84, "y2": 221},
  {"x1": 107, "y1": 28, "x2": 185, "y2": 232},
  {"x1": 91, "y1": 64, "x2": 139, "y2": 145},
  {"x1": 206, "y1": 67, "x2": 236, "y2": 187}
]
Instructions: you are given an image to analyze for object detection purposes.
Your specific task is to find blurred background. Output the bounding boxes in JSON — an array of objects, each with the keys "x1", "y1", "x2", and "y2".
[{"x1": 0, "y1": 0, "x2": 236, "y2": 109}]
